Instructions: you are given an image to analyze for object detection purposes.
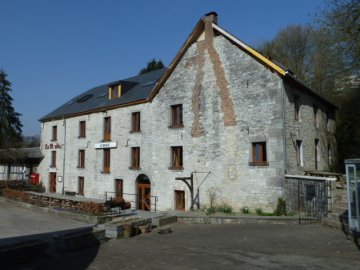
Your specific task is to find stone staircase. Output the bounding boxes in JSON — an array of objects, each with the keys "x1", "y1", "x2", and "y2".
[{"x1": 322, "y1": 188, "x2": 349, "y2": 234}]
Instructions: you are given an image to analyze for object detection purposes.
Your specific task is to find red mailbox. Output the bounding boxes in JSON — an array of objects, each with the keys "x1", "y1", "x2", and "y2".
[{"x1": 30, "y1": 173, "x2": 40, "y2": 185}]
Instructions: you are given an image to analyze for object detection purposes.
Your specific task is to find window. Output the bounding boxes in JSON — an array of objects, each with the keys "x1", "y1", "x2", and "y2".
[
  {"x1": 104, "y1": 117, "x2": 111, "y2": 141},
  {"x1": 78, "y1": 177, "x2": 84, "y2": 196},
  {"x1": 131, "y1": 112, "x2": 141, "y2": 132},
  {"x1": 313, "y1": 105, "x2": 319, "y2": 127},
  {"x1": 51, "y1": 151, "x2": 56, "y2": 168},
  {"x1": 109, "y1": 83, "x2": 121, "y2": 99},
  {"x1": 296, "y1": 140, "x2": 303, "y2": 166},
  {"x1": 328, "y1": 144, "x2": 332, "y2": 166},
  {"x1": 115, "y1": 179, "x2": 123, "y2": 198},
  {"x1": 103, "y1": 149, "x2": 110, "y2": 174},
  {"x1": 315, "y1": 139, "x2": 319, "y2": 170},
  {"x1": 52, "y1": 126, "x2": 57, "y2": 141},
  {"x1": 250, "y1": 142, "x2": 268, "y2": 166},
  {"x1": 294, "y1": 96, "x2": 300, "y2": 121},
  {"x1": 79, "y1": 121, "x2": 86, "y2": 138},
  {"x1": 171, "y1": 104, "x2": 183, "y2": 128},
  {"x1": 78, "y1": 150, "x2": 85, "y2": 168},
  {"x1": 131, "y1": 147, "x2": 140, "y2": 170},
  {"x1": 171, "y1": 146, "x2": 183, "y2": 170}
]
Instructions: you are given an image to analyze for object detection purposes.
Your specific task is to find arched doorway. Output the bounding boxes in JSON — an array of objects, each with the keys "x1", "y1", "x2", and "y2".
[{"x1": 136, "y1": 174, "x2": 151, "y2": 211}]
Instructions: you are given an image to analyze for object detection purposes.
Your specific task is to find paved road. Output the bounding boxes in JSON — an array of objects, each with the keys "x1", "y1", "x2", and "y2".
[
  {"x1": 0, "y1": 199, "x2": 92, "y2": 245},
  {"x1": 19, "y1": 223, "x2": 360, "y2": 270}
]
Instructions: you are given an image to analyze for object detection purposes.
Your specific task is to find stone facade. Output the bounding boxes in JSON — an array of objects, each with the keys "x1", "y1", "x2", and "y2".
[{"x1": 38, "y1": 14, "x2": 336, "y2": 212}]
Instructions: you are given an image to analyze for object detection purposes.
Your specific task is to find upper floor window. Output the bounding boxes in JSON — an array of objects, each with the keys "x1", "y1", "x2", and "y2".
[
  {"x1": 103, "y1": 149, "x2": 110, "y2": 174},
  {"x1": 131, "y1": 147, "x2": 140, "y2": 170},
  {"x1": 51, "y1": 151, "x2": 56, "y2": 168},
  {"x1": 104, "y1": 117, "x2": 111, "y2": 141},
  {"x1": 171, "y1": 146, "x2": 183, "y2": 170},
  {"x1": 52, "y1": 126, "x2": 57, "y2": 141},
  {"x1": 250, "y1": 142, "x2": 268, "y2": 166},
  {"x1": 294, "y1": 96, "x2": 300, "y2": 121},
  {"x1": 131, "y1": 112, "x2": 141, "y2": 132},
  {"x1": 171, "y1": 104, "x2": 183, "y2": 128},
  {"x1": 78, "y1": 149, "x2": 85, "y2": 168},
  {"x1": 109, "y1": 83, "x2": 121, "y2": 99},
  {"x1": 79, "y1": 121, "x2": 86, "y2": 138},
  {"x1": 296, "y1": 140, "x2": 303, "y2": 166}
]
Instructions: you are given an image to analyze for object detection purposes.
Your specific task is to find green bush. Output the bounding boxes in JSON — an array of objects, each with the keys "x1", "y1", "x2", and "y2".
[
  {"x1": 206, "y1": 206, "x2": 216, "y2": 215},
  {"x1": 255, "y1": 208, "x2": 263, "y2": 215},
  {"x1": 217, "y1": 203, "x2": 233, "y2": 214},
  {"x1": 274, "y1": 197, "x2": 287, "y2": 216},
  {"x1": 241, "y1": 206, "x2": 250, "y2": 214}
]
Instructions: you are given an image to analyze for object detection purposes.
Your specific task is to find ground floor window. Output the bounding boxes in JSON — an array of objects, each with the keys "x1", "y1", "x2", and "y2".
[
  {"x1": 103, "y1": 149, "x2": 110, "y2": 173},
  {"x1": 171, "y1": 146, "x2": 183, "y2": 170},
  {"x1": 250, "y1": 142, "x2": 268, "y2": 166},
  {"x1": 115, "y1": 179, "x2": 123, "y2": 198},
  {"x1": 78, "y1": 176, "x2": 84, "y2": 196},
  {"x1": 296, "y1": 140, "x2": 303, "y2": 166}
]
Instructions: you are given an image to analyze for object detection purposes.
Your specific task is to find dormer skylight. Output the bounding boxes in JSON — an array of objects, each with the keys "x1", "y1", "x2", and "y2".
[{"x1": 108, "y1": 83, "x2": 121, "y2": 100}]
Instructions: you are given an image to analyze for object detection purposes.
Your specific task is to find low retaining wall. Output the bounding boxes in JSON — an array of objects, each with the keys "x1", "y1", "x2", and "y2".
[{"x1": 177, "y1": 215, "x2": 300, "y2": 225}]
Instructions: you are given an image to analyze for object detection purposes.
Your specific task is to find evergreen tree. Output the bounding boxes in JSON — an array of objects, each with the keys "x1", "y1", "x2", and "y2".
[
  {"x1": 0, "y1": 70, "x2": 23, "y2": 148},
  {"x1": 139, "y1": 59, "x2": 165, "y2": 75}
]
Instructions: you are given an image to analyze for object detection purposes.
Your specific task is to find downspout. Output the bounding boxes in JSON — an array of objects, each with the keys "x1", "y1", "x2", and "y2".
[
  {"x1": 62, "y1": 117, "x2": 66, "y2": 195},
  {"x1": 281, "y1": 76, "x2": 288, "y2": 174}
]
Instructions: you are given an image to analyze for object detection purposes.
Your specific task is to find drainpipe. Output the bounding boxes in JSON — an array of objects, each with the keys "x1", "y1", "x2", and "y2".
[
  {"x1": 62, "y1": 117, "x2": 67, "y2": 195},
  {"x1": 281, "y1": 79, "x2": 287, "y2": 174}
]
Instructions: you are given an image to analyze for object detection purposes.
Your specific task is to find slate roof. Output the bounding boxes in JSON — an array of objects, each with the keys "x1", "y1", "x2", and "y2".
[
  {"x1": 0, "y1": 147, "x2": 43, "y2": 162},
  {"x1": 40, "y1": 68, "x2": 167, "y2": 122}
]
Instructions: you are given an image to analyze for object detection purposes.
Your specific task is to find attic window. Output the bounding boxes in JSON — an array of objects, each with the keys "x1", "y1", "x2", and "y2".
[
  {"x1": 77, "y1": 94, "x2": 93, "y2": 103},
  {"x1": 109, "y1": 83, "x2": 121, "y2": 99}
]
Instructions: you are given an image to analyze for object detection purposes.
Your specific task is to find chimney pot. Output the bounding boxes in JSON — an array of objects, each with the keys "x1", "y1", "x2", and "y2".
[{"x1": 204, "y1": 11, "x2": 218, "y2": 24}]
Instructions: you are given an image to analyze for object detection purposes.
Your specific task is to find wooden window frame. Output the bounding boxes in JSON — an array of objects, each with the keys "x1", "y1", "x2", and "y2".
[
  {"x1": 296, "y1": 140, "x2": 303, "y2": 166},
  {"x1": 131, "y1": 112, "x2": 141, "y2": 133},
  {"x1": 131, "y1": 147, "x2": 140, "y2": 170},
  {"x1": 170, "y1": 104, "x2": 183, "y2": 128},
  {"x1": 78, "y1": 149, "x2": 85, "y2": 168},
  {"x1": 103, "y1": 149, "x2": 110, "y2": 174},
  {"x1": 315, "y1": 139, "x2": 319, "y2": 170},
  {"x1": 78, "y1": 176, "x2": 84, "y2": 196},
  {"x1": 103, "y1": 117, "x2": 111, "y2": 141},
  {"x1": 51, "y1": 126, "x2": 57, "y2": 141},
  {"x1": 50, "y1": 151, "x2": 56, "y2": 168},
  {"x1": 294, "y1": 96, "x2": 300, "y2": 121},
  {"x1": 79, "y1": 121, "x2": 86, "y2": 138},
  {"x1": 109, "y1": 84, "x2": 121, "y2": 99},
  {"x1": 115, "y1": 179, "x2": 123, "y2": 198},
  {"x1": 250, "y1": 142, "x2": 268, "y2": 166},
  {"x1": 170, "y1": 146, "x2": 183, "y2": 170}
]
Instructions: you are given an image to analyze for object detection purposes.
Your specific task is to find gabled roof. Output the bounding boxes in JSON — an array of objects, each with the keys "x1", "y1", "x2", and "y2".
[
  {"x1": 148, "y1": 12, "x2": 336, "y2": 109},
  {"x1": 40, "y1": 68, "x2": 166, "y2": 122}
]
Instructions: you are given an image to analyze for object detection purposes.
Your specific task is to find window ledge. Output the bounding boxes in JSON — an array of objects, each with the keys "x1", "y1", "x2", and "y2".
[
  {"x1": 50, "y1": 165, "x2": 56, "y2": 168},
  {"x1": 129, "y1": 166, "x2": 141, "y2": 171},
  {"x1": 50, "y1": 139, "x2": 57, "y2": 142},
  {"x1": 77, "y1": 136, "x2": 86, "y2": 139},
  {"x1": 169, "y1": 166, "x2": 184, "y2": 171},
  {"x1": 168, "y1": 125, "x2": 184, "y2": 129},
  {"x1": 77, "y1": 166, "x2": 85, "y2": 169},
  {"x1": 101, "y1": 171, "x2": 111, "y2": 174},
  {"x1": 130, "y1": 130, "x2": 141, "y2": 134},
  {"x1": 249, "y1": 162, "x2": 269, "y2": 166}
]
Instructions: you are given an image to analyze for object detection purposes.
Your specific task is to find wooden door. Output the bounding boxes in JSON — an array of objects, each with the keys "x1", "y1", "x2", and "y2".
[
  {"x1": 175, "y1": 190, "x2": 185, "y2": 211},
  {"x1": 137, "y1": 183, "x2": 151, "y2": 211},
  {"x1": 49, "y1": 173, "x2": 56, "y2": 193}
]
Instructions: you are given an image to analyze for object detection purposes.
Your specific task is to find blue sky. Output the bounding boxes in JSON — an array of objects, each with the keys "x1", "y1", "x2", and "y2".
[{"x1": 1, "y1": 0, "x2": 325, "y2": 136}]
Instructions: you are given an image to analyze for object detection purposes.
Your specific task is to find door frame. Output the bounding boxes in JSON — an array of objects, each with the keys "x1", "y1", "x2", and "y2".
[{"x1": 49, "y1": 172, "x2": 56, "y2": 193}]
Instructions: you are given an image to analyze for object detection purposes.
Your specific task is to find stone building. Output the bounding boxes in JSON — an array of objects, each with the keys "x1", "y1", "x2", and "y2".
[{"x1": 38, "y1": 13, "x2": 336, "y2": 211}]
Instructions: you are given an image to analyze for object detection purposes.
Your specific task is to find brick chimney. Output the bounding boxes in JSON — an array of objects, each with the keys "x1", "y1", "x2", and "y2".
[{"x1": 204, "y1": 11, "x2": 218, "y2": 25}]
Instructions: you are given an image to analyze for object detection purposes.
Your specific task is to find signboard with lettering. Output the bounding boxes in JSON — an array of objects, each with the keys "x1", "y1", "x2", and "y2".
[
  {"x1": 45, "y1": 143, "x2": 63, "y2": 149},
  {"x1": 95, "y1": 142, "x2": 117, "y2": 149}
]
